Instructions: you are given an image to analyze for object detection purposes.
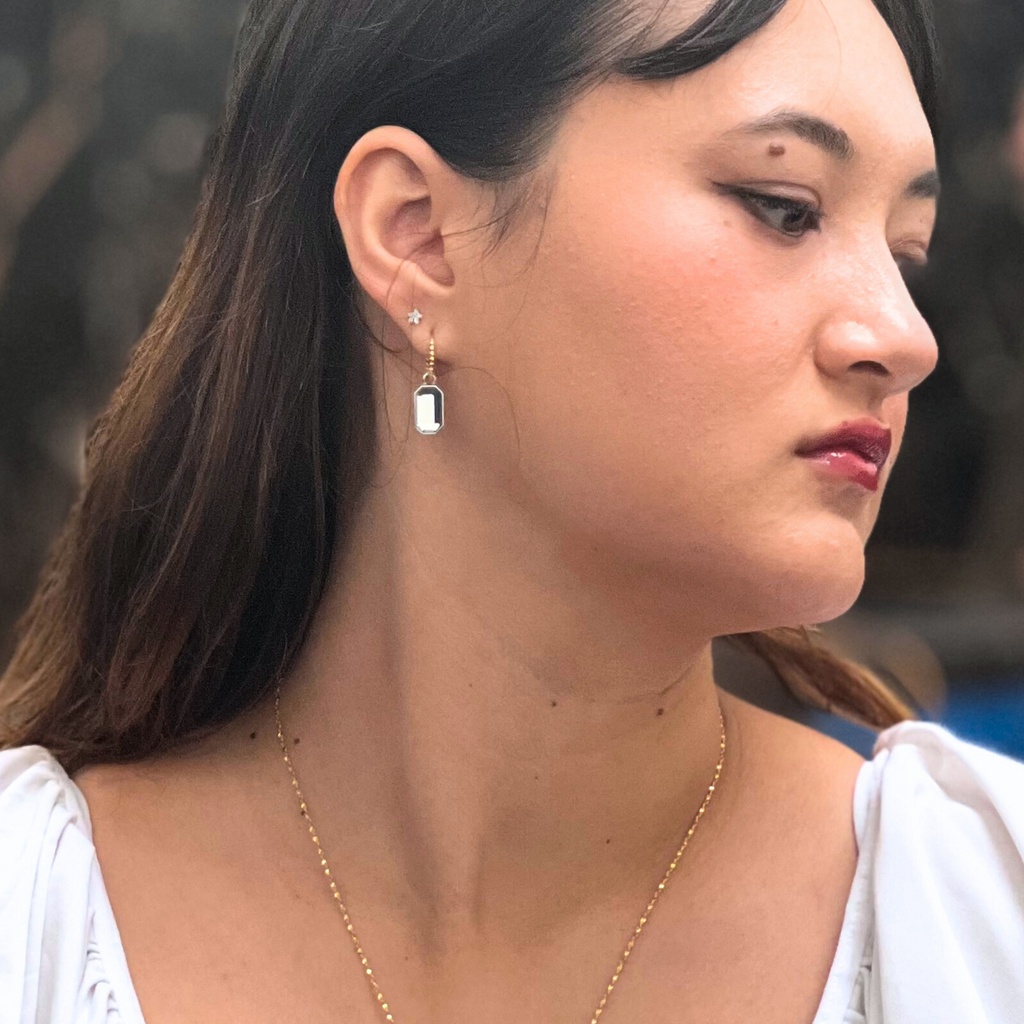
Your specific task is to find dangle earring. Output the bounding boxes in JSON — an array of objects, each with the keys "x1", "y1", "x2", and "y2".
[{"x1": 408, "y1": 308, "x2": 444, "y2": 434}]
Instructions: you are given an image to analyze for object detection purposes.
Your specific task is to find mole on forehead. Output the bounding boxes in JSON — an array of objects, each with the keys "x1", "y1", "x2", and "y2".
[{"x1": 768, "y1": 143, "x2": 786, "y2": 156}]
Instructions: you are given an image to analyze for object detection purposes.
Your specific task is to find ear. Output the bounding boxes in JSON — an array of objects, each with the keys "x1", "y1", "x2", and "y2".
[{"x1": 333, "y1": 125, "x2": 478, "y2": 367}]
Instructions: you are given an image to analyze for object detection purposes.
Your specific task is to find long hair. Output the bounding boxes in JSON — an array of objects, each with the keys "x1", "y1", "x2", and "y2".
[{"x1": 0, "y1": 0, "x2": 942, "y2": 774}]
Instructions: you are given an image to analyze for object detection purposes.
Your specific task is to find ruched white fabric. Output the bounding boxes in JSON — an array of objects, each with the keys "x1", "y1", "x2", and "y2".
[{"x1": 2, "y1": 718, "x2": 1023, "y2": 1023}]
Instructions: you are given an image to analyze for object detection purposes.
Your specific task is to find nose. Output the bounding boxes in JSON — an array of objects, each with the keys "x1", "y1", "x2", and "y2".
[{"x1": 813, "y1": 243, "x2": 939, "y2": 400}]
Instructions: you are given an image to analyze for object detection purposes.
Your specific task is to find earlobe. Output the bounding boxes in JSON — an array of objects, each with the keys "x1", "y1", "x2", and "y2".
[{"x1": 331, "y1": 125, "x2": 458, "y2": 342}]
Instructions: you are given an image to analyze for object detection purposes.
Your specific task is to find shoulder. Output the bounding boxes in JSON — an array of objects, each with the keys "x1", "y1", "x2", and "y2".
[
  {"x1": 870, "y1": 714, "x2": 1024, "y2": 783},
  {"x1": 0, "y1": 741, "x2": 94, "y2": 852},
  {"x1": 863, "y1": 717, "x2": 1024, "y2": 855},
  {"x1": 0, "y1": 744, "x2": 131, "y2": 1022},
  {"x1": 859, "y1": 720, "x2": 1024, "y2": 1019},
  {"x1": 720, "y1": 688, "x2": 867, "y2": 796},
  {"x1": 716, "y1": 690, "x2": 867, "y2": 874}
]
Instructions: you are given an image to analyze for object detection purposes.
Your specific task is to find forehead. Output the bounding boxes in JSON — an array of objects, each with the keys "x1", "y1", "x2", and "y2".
[{"x1": 597, "y1": 0, "x2": 934, "y2": 165}]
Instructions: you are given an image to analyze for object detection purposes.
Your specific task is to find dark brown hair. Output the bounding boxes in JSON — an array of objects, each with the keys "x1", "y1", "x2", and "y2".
[{"x1": 0, "y1": 0, "x2": 939, "y2": 774}]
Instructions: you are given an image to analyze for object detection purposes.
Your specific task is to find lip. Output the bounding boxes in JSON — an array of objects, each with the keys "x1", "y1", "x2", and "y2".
[
  {"x1": 799, "y1": 449, "x2": 881, "y2": 491},
  {"x1": 795, "y1": 418, "x2": 893, "y2": 493}
]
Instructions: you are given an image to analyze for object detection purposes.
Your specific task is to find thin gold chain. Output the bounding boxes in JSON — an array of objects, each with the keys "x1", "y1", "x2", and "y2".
[{"x1": 274, "y1": 684, "x2": 726, "y2": 1024}]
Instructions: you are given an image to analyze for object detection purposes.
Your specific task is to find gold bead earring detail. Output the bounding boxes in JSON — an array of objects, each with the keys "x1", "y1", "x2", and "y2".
[{"x1": 409, "y1": 308, "x2": 443, "y2": 434}]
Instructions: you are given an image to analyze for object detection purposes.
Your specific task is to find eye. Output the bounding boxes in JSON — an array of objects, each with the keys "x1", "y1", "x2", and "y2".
[
  {"x1": 894, "y1": 250, "x2": 929, "y2": 280},
  {"x1": 726, "y1": 186, "x2": 824, "y2": 238}
]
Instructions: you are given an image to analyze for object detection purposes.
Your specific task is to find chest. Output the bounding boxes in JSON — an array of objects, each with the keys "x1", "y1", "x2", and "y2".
[
  {"x1": 75, "y1": 720, "x2": 864, "y2": 1024},
  {"x1": 87, "y1": 815, "x2": 859, "y2": 1024}
]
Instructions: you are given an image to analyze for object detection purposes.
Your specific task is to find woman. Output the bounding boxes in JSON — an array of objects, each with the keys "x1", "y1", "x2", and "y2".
[{"x1": 1, "y1": 0, "x2": 1022, "y2": 1020}]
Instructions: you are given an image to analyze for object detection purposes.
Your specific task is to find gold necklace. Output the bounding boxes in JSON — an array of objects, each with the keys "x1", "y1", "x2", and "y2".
[{"x1": 274, "y1": 683, "x2": 726, "y2": 1024}]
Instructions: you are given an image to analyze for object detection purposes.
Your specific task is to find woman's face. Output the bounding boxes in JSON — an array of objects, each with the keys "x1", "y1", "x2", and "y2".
[{"x1": 429, "y1": 0, "x2": 939, "y2": 634}]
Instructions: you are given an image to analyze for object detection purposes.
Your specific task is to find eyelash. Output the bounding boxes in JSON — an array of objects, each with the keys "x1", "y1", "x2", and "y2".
[
  {"x1": 725, "y1": 186, "x2": 930, "y2": 269},
  {"x1": 730, "y1": 186, "x2": 824, "y2": 238}
]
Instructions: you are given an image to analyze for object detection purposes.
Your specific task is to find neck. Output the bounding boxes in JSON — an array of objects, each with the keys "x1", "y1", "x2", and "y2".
[{"x1": 257, "y1": 460, "x2": 744, "y2": 959}]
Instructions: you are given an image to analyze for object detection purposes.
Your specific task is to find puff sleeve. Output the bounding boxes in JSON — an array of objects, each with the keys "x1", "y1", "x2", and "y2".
[
  {"x1": 862, "y1": 720, "x2": 1024, "y2": 1023},
  {"x1": 0, "y1": 745, "x2": 142, "y2": 1024}
]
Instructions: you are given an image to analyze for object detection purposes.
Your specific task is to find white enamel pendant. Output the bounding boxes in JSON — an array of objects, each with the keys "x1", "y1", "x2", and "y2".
[{"x1": 414, "y1": 383, "x2": 444, "y2": 434}]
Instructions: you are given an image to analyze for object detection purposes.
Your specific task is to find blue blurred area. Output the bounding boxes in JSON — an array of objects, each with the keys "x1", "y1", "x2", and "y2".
[
  {"x1": 807, "y1": 680, "x2": 1024, "y2": 762},
  {"x1": 934, "y1": 679, "x2": 1024, "y2": 761},
  {"x1": 804, "y1": 712, "x2": 879, "y2": 759}
]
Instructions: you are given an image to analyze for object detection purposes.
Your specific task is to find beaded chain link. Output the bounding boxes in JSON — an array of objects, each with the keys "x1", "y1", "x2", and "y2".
[{"x1": 274, "y1": 684, "x2": 726, "y2": 1024}]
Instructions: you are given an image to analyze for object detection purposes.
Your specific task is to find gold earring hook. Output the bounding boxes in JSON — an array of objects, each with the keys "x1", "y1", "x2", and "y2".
[{"x1": 422, "y1": 334, "x2": 437, "y2": 386}]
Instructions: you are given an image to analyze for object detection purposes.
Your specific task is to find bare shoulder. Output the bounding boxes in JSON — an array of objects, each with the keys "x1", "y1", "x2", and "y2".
[
  {"x1": 719, "y1": 686, "x2": 867, "y2": 767},
  {"x1": 717, "y1": 687, "x2": 867, "y2": 828},
  {"x1": 70, "y1": 727, "x2": 267, "y2": 859},
  {"x1": 640, "y1": 690, "x2": 871, "y2": 1023},
  {"x1": 71, "y1": 699, "x2": 273, "y2": 809},
  {"x1": 71, "y1": 758, "x2": 190, "y2": 872},
  {"x1": 71, "y1": 758, "x2": 157, "y2": 817},
  {"x1": 72, "y1": 741, "x2": 207, "y2": 810}
]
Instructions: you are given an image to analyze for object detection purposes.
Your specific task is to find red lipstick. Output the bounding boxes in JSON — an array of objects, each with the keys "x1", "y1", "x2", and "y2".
[{"x1": 795, "y1": 419, "x2": 892, "y2": 493}]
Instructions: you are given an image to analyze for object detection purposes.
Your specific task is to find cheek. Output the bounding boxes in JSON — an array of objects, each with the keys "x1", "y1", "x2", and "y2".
[
  {"x1": 498, "y1": 184, "x2": 875, "y2": 627},
  {"x1": 513, "y1": 188, "x2": 808, "y2": 538},
  {"x1": 608, "y1": 198, "x2": 794, "y2": 437}
]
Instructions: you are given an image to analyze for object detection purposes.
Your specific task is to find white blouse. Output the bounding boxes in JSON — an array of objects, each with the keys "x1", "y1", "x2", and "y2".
[{"x1": 2, "y1": 718, "x2": 1023, "y2": 1023}]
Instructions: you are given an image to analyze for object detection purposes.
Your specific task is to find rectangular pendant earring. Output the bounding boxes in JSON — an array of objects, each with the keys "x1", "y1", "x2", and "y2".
[{"x1": 413, "y1": 332, "x2": 444, "y2": 435}]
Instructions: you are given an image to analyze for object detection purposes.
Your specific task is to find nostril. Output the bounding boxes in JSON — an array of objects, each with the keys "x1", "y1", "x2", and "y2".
[{"x1": 852, "y1": 360, "x2": 889, "y2": 375}]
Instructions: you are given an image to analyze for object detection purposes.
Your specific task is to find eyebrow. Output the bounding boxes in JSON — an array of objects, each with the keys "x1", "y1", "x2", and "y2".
[{"x1": 725, "y1": 108, "x2": 941, "y2": 201}]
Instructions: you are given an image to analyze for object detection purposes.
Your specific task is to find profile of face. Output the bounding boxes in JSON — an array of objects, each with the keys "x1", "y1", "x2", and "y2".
[{"x1": 336, "y1": 0, "x2": 939, "y2": 640}]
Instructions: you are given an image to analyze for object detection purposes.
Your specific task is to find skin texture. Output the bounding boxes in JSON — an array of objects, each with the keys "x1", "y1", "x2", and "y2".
[{"x1": 73, "y1": 0, "x2": 939, "y2": 1021}]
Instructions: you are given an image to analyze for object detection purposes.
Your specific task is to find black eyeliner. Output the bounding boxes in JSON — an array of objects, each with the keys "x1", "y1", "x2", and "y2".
[{"x1": 713, "y1": 183, "x2": 825, "y2": 236}]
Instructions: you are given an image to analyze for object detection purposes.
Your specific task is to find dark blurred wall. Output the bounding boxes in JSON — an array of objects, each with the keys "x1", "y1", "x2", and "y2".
[
  {"x1": 865, "y1": 0, "x2": 1024, "y2": 604},
  {"x1": 0, "y1": 0, "x2": 246, "y2": 663}
]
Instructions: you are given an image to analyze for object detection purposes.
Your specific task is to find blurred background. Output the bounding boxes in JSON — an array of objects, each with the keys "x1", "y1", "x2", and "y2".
[{"x1": 1, "y1": 0, "x2": 1023, "y2": 760}]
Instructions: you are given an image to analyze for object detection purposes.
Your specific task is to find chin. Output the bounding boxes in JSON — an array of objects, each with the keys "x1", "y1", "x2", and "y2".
[
  {"x1": 708, "y1": 548, "x2": 867, "y2": 635},
  {"x1": 778, "y1": 568, "x2": 868, "y2": 629}
]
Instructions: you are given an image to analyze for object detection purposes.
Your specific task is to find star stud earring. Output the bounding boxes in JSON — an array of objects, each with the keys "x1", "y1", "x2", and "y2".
[{"x1": 407, "y1": 308, "x2": 423, "y2": 325}]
